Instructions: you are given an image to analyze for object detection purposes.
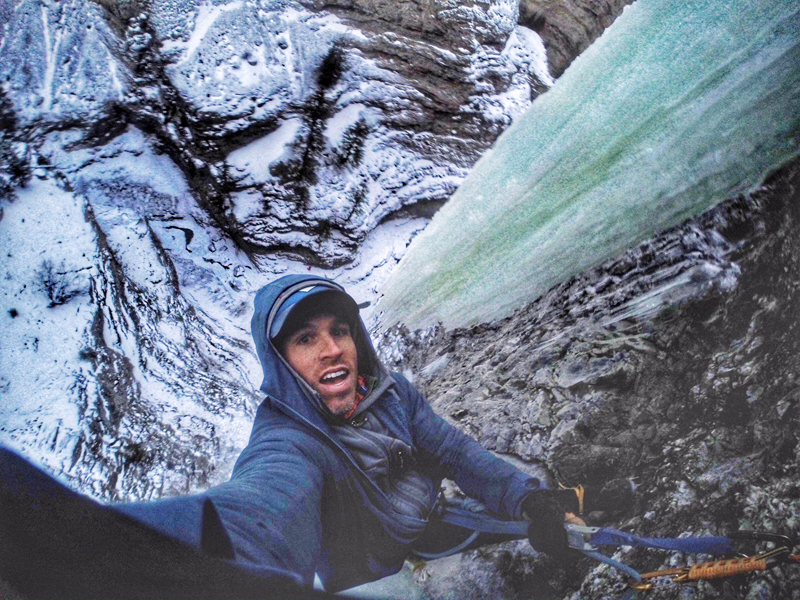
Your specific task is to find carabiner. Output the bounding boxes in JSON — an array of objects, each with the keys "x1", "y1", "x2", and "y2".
[
  {"x1": 727, "y1": 530, "x2": 795, "y2": 554},
  {"x1": 565, "y1": 523, "x2": 602, "y2": 552}
]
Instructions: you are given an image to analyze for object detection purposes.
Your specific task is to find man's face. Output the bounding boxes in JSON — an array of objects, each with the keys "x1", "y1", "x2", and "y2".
[{"x1": 283, "y1": 314, "x2": 359, "y2": 415}]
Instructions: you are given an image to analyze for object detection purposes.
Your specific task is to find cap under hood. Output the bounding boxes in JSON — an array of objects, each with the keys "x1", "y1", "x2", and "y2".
[{"x1": 251, "y1": 275, "x2": 391, "y2": 427}]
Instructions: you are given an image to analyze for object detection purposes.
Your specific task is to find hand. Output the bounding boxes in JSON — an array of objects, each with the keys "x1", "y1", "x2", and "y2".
[
  {"x1": 521, "y1": 479, "x2": 635, "y2": 561},
  {"x1": 521, "y1": 490, "x2": 575, "y2": 562}
]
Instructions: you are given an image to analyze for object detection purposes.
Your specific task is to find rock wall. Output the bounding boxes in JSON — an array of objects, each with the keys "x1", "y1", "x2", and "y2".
[
  {"x1": 0, "y1": 0, "x2": 630, "y2": 503},
  {"x1": 379, "y1": 157, "x2": 800, "y2": 599},
  {"x1": 0, "y1": 0, "x2": 553, "y2": 267},
  {"x1": 519, "y1": 0, "x2": 635, "y2": 77}
]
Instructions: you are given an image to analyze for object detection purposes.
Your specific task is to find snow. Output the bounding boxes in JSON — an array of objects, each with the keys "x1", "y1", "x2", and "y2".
[
  {"x1": 511, "y1": 26, "x2": 554, "y2": 87},
  {"x1": 0, "y1": 178, "x2": 97, "y2": 472},
  {"x1": 324, "y1": 103, "x2": 368, "y2": 147},
  {"x1": 0, "y1": 0, "x2": 127, "y2": 124},
  {"x1": 39, "y1": 4, "x2": 59, "y2": 111},
  {"x1": 180, "y1": 0, "x2": 243, "y2": 64},
  {"x1": 440, "y1": 0, "x2": 517, "y2": 48},
  {"x1": 462, "y1": 25, "x2": 553, "y2": 128},
  {"x1": 162, "y1": 1, "x2": 349, "y2": 122},
  {"x1": 226, "y1": 118, "x2": 303, "y2": 187},
  {"x1": 330, "y1": 217, "x2": 431, "y2": 318},
  {"x1": 0, "y1": 126, "x2": 278, "y2": 494},
  {"x1": 230, "y1": 189, "x2": 265, "y2": 223}
]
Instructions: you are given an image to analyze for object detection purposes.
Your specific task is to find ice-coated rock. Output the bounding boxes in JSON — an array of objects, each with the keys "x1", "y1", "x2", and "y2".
[
  {"x1": 378, "y1": 158, "x2": 800, "y2": 599},
  {"x1": 0, "y1": 0, "x2": 127, "y2": 124}
]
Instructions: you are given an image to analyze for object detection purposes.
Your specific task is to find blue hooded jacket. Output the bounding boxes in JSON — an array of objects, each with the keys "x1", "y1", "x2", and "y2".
[{"x1": 118, "y1": 275, "x2": 544, "y2": 592}]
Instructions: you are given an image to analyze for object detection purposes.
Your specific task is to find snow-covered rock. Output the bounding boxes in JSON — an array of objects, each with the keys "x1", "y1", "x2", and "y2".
[
  {"x1": 1, "y1": 0, "x2": 554, "y2": 266},
  {"x1": 0, "y1": 0, "x2": 561, "y2": 499}
]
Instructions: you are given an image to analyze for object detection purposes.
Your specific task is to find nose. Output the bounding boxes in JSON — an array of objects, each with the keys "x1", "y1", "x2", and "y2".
[{"x1": 319, "y1": 332, "x2": 343, "y2": 359}]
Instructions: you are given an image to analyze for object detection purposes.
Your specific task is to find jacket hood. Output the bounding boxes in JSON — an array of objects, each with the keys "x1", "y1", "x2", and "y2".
[{"x1": 251, "y1": 274, "x2": 388, "y2": 428}]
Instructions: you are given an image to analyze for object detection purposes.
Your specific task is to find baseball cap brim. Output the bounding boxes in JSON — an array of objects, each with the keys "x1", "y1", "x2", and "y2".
[{"x1": 269, "y1": 285, "x2": 358, "y2": 340}]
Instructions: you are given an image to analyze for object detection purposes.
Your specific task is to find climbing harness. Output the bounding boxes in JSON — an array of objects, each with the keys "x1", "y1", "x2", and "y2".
[{"x1": 566, "y1": 524, "x2": 800, "y2": 594}]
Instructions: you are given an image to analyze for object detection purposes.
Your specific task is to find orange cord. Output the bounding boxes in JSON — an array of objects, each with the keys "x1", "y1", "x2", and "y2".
[
  {"x1": 558, "y1": 483, "x2": 585, "y2": 515},
  {"x1": 632, "y1": 548, "x2": 795, "y2": 589},
  {"x1": 681, "y1": 556, "x2": 768, "y2": 580}
]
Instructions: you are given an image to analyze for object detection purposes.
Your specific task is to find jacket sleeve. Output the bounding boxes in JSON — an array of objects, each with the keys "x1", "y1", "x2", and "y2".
[
  {"x1": 393, "y1": 373, "x2": 545, "y2": 519},
  {"x1": 204, "y1": 420, "x2": 325, "y2": 586}
]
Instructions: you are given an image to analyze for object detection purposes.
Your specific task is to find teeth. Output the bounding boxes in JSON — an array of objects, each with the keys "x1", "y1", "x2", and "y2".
[{"x1": 321, "y1": 369, "x2": 347, "y2": 382}]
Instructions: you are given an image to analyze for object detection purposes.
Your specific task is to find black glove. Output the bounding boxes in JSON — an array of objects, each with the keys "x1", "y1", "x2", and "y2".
[
  {"x1": 521, "y1": 490, "x2": 575, "y2": 562},
  {"x1": 522, "y1": 479, "x2": 636, "y2": 561}
]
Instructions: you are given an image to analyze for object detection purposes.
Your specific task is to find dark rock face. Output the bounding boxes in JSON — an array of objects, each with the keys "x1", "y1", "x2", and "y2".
[
  {"x1": 378, "y1": 157, "x2": 800, "y2": 598},
  {"x1": 520, "y1": 0, "x2": 635, "y2": 77},
  {"x1": 300, "y1": 0, "x2": 543, "y2": 163},
  {"x1": 0, "y1": 88, "x2": 30, "y2": 201}
]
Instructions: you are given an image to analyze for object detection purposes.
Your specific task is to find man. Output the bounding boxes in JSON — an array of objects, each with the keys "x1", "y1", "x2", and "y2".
[
  {"x1": 1, "y1": 274, "x2": 627, "y2": 598},
  {"x1": 194, "y1": 274, "x2": 586, "y2": 591}
]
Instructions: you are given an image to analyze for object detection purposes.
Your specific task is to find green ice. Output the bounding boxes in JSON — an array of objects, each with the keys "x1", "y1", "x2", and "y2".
[{"x1": 378, "y1": 0, "x2": 800, "y2": 329}]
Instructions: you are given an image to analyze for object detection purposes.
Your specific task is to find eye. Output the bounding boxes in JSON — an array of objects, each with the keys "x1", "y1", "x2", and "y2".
[
  {"x1": 332, "y1": 322, "x2": 350, "y2": 337},
  {"x1": 294, "y1": 332, "x2": 313, "y2": 345}
]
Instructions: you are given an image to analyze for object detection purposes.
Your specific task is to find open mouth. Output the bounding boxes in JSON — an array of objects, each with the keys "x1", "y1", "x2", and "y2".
[{"x1": 320, "y1": 369, "x2": 349, "y2": 384}]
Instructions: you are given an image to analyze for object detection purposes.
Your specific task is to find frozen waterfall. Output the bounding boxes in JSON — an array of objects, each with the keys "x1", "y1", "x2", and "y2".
[{"x1": 377, "y1": 0, "x2": 800, "y2": 329}]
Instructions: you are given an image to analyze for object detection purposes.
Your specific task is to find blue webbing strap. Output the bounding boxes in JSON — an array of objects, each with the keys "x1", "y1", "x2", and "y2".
[
  {"x1": 411, "y1": 504, "x2": 528, "y2": 560},
  {"x1": 438, "y1": 505, "x2": 530, "y2": 536},
  {"x1": 589, "y1": 527, "x2": 738, "y2": 555},
  {"x1": 582, "y1": 550, "x2": 642, "y2": 582},
  {"x1": 412, "y1": 531, "x2": 481, "y2": 560},
  {"x1": 438, "y1": 511, "x2": 739, "y2": 553}
]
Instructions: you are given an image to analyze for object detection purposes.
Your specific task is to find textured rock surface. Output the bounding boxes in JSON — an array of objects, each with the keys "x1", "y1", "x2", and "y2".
[
  {"x1": 0, "y1": 0, "x2": 554, "y2": 501},
  {"x1": 520, "y1": 0, "x2": 635, "y2": 77},
  {"x1": 0, "y1": 0, "x2": 553, "y2": 266},
  {"x1": 0, "y1": 0, "x2": 628, "y2": 504},
  {"x1": 378, "y1": 157, "x2": 800, "y2": 599}
]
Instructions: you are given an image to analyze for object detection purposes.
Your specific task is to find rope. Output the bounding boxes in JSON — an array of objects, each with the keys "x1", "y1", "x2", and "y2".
[
  {"x1": 412, "y1": 531, "x2": 480, "y2": 560},
  {"x1": 681, "y1": 555, "x2": 768, "y2": 580},
  {"x1": 631, "y1": 547, "x2": 792, "y2": 588},
  {"x1": 559, "y1": 483, "x2": 585, "y2": 515},
  {"x1": 437, "y1": 506, "x2": 530, "y2": 536},
  {"x1": 582, "y1": 550, "x2": 643, "y2": 582}
]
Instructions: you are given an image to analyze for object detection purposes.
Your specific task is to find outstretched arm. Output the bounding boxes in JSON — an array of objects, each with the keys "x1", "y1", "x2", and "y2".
[
  {"x1": 206, "y1": 426, "x2": 325, "y2": 585},
  {"x1": 393, "y1": 373, "x2": 546, "y2": 519}
]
